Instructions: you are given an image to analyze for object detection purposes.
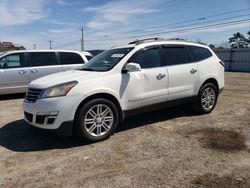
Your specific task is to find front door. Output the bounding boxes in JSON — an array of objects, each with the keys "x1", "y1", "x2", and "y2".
[
  {"x1": 123, "y1": 46, "x2": 168, "y2": 110},
  {"x1": 0, "y1": 53, "x2": 30, "y2": 94}
]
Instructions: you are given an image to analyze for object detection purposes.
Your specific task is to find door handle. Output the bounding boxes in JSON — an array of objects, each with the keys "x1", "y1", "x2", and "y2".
[
  {"x1": 18, "y1": 70, "x2": 27, "y2": 74},
  {"x1": 30, "y1": 69, "x2": 38, "y2": 73},
  {"x1": 190, "y1": 69, "x2": 197, "y2": 74},
  {"x1": 156, "y1": 73, "x2": 166, "y2": 80}
]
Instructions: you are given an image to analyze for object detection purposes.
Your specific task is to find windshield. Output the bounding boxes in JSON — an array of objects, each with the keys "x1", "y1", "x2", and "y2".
[{"x1": 78, "y1": 47, "x2": 133, "y2": 71}]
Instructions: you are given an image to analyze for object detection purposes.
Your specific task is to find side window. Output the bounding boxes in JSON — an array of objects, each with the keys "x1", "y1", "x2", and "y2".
[
  {"x1": 187, "y1": 46, "x2": 212, "y2": 61},
  {"x1": 0, "y1": 53, "x2": 25, "y2": 69},
  {"x1": 86, "y1": 55, "x2": 93, "y2": 61},
  {"x1": 129, "y1": 47, "x2": 162, "y2": 69},
  {"x1": 29, "y1": 52, "x2": 57, "y2": 66},
  {"x1": 60, "y1": 52, "x2": 85, "y2": 65},
  {"x1": 163, "y1": 46, "x2": 191, "y2": 65}
]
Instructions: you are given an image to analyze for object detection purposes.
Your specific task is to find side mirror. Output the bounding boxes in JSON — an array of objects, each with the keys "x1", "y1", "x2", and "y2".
[{"x1": 123, "y1": 62, "x2": 141, "y2": 72}]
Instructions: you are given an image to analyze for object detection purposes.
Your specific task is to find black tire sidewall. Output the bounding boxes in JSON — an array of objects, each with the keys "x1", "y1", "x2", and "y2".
[{"x1": 75, "y1": 98, "x2": 119, "y2": 142}]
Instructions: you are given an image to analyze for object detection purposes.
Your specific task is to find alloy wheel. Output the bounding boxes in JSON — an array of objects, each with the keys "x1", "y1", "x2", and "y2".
[{"x1": 84, "y1": 104, "x2": 114, "y2": 137}]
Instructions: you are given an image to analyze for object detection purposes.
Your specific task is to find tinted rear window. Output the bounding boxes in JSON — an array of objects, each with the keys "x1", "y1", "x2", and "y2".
[
  {"x1": 60, "y1": 52, "x2": 85, "y2": 65},
  {"x1": 29, "y1": 52, "x2": 57, "y2": 66},
  {"x1": 163, "y1": 46, "x2": 191, "y2": 65},
  {"x1": 187, "y1": 46, "x2": 212, "y2": 61}
]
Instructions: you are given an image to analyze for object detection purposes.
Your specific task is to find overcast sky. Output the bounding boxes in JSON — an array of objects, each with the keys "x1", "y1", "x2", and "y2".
[{"x1": 0, "y1": 0, "x2": 249, "y2": 50}]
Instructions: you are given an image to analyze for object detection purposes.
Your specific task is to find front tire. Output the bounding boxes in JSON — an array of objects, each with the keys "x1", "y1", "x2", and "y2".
[
  {"x1": 74, "y1": 98, "x2": 119, "y2": 142},
  {"x1": 193, "y1": 83, "x2": 218, "y2": 114}
]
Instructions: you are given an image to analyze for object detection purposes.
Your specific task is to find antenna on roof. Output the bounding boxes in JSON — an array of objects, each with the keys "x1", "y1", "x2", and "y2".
[{"x1": 128, "y1": 37, "x2": 165, "y2": 45}]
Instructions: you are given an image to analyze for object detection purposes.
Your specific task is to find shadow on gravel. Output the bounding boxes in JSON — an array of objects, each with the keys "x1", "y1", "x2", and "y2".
[
  {"x1": 118, "y1": 105, "x2": 199, "y2": 132},
  {"x1": 0, "y1": 105, "x2": 198, "y2": 152},
  {"x1": 0, "y1": 93, "x2": 25, "y2": 101},
  {"x1": 192, "y1": 173, "x2": 250, "y2": 188},
  {"x1": 0, "y1": 120, "x2": 85, "y2": 152}
]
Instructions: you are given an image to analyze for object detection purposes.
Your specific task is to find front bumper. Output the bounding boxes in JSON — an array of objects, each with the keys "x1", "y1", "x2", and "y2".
[
  {"x1": 23, "y1": 95, "x2": 82, "y2": 131},
  {"x1": 25, "y1": 120, "x2": 73, "y2": 137}
]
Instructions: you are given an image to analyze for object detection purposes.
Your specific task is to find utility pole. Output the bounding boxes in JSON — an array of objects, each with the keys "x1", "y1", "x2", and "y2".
[
  {"x1": 48, "y1": 40, "x2": 53, "y2": 49},
  {"x1": 79, "y1": 27, "x2": 84, "y2": 51},
  {"x1": 33, "y1": 44, "x2": 36, "y2": 50}
]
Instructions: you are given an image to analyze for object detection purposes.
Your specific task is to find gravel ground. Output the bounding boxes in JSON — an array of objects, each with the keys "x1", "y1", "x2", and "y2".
[{"x1": 0, "y1": 72, "x2": 250, "y2": 188}]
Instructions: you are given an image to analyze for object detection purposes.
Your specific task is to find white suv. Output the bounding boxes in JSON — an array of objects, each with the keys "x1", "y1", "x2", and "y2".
[{"x1": 23, "y1": 38, "x2": 224, "y2": 142}]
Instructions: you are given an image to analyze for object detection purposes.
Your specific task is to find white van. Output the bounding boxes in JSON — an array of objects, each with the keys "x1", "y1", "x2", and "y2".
[{"x1": 0, "y1": 50, "x2": 92, "y2": 94}]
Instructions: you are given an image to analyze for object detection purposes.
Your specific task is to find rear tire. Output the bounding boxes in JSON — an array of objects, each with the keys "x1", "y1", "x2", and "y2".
[
  {"x1": 193, "y1": 83, "x2": 218, "y2": 114},
  {"x1": 74, "y1": 98, "x2": 119, "y2": 142}
]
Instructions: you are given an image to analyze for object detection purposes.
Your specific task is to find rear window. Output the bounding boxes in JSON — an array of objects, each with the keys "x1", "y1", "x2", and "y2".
[
  {"x1": 187, "y1": 46, "x2": 212, "y2": 61},
  {"x1": 29, "y1": 52, "x2": 57, "y2": 66},
  {"x1": 163, "y1": 46, "x2": 191, "y2": 65},
  {"x1": 60, "y1": 52, "x2": 85, "y2": 65}
]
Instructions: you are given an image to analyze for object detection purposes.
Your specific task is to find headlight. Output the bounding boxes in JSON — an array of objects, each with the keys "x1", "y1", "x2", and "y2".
[{"x1": 39, "y1": 81, "x2": 78, "y2": 99}]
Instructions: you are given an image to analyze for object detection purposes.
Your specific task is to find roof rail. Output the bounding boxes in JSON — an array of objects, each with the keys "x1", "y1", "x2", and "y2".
[{"x1": 128, "y1": 37, "x2": 165, "y2": 45}]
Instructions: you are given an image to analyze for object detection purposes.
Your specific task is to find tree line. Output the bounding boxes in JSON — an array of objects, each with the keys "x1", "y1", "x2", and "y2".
[{"x1": 208, "y1": 30, "x2": 250, "y2": 50}]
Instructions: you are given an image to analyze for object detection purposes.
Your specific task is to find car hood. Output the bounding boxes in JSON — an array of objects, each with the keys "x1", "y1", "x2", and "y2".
[{"x1": 29, "y1": 70, "x2": 106, "y2": 89}]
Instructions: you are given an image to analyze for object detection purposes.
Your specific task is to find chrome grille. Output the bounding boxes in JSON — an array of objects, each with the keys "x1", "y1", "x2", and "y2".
[{"x1": 25, "y1": 88, "x2": 43, "y2": 102}]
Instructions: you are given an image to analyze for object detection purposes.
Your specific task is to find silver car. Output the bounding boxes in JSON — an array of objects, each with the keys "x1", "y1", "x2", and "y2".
[{"x1": 0, "y1": 50, "x2": 93, "y2": 95}]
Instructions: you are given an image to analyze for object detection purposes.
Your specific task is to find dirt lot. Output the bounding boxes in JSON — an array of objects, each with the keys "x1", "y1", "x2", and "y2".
[{"x1": 0, "y1": 72, "x2": 250, "y2": 188}]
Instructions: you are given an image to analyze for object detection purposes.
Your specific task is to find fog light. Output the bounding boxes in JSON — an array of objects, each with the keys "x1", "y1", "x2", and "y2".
[
  {"x1": 36, "y1": 111, "x2": 58, "y2": 125},
  {"x1": 47, "y1": 118, "x2": 55, "y2": 124}
]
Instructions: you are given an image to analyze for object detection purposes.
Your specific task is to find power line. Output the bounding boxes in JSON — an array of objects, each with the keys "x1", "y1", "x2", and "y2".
[
  {"x1": 107, "y1": 18, "x2": 250, "y2": 40},
  {"x1": 55, "y1": 18, "x2": 250, "y2": 48},
  {"x1": 84, "y1": 15, "x2": 250, "y2": 42},
  {"x1": 110, "y1": 7, "x2": 250, "y2": 36},
  {"x1": 151, "y1": 7, "x2": 250, "y2": 31},
  {"x1": 54, "y1": 7, "x2": 250, "y2": 48},
  {"x1": 107, "y1": 13, "x2": 250, "y2": 39}
]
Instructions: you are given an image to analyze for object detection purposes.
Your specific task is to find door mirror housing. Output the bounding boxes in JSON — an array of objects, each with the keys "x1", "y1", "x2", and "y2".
[{"x1": 123, "y1": 62, "x2": 141, "y2": 73}]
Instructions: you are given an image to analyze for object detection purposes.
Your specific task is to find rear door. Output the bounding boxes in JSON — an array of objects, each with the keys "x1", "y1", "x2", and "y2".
[
  {"x1": 162, "y1": 45, "x2": 200, "y2": 100},
  {"x1": 0, "y1": 53, "x2": 30, "y2": 94},
  {"x1": 28, "y1": 52, "x2": 63, "y2": 81},
  {"x1": 59, "y1": 52, "x2": 86, "y2": 71}
]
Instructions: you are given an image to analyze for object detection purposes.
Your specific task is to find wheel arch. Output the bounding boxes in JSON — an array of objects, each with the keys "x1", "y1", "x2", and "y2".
[
  {"x1": 200, "y1": 78, "x2": 219, "y2": 93},
  {"x1": 74, "y1": 93, "x2": 124, "y2": 126}
]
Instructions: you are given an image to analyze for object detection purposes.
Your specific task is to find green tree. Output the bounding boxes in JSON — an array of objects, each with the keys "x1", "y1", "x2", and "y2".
[
  {"x1": 208, "y1": 44, "x2": 215, "y2": 49},
  {"x1": 228, "y1": 32, "x2": 249, "y2": 48},
  {"x1": 247, "y1": 30, "x2": 250, "y2": 43}
]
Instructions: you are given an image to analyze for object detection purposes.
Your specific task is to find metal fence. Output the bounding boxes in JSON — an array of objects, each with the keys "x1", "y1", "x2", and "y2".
[{"x1": 214, "y1": 48, "x2": 250, "y2": 72}]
